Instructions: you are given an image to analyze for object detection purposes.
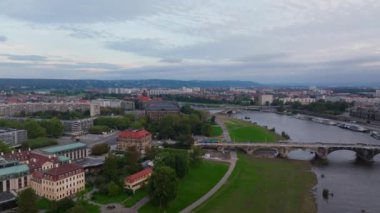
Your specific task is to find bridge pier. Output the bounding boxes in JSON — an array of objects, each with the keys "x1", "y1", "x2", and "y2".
[
  {"x1": 278, "y1": 148, "x2": 289, "y2": 159},
  {"x1": 217, "y1": 146, "x2": 225, "y2": 153},
  {"x1": 315, "y1": 147, "x2": 328, "y2": 161},
  {"x1": 243, "y1": 148, "x2": 255, "y2": 155},
  {"x1": 356, "y1": 149, "x2": 374, "y2": 163}
]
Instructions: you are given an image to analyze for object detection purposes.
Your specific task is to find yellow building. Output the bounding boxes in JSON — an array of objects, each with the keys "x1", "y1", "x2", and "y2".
[
  {"x1": 117, "y1": 130, "x2": 152, "y2": 154},
  {"x1": 31, "y1": 163, "x2": 85, "y2": 200},
  {"x1": 124, "y1": 167, "x2": 152, "y2": 193}
]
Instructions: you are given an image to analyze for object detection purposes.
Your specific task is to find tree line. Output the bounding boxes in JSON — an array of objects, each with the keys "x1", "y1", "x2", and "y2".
[{"x1": 0, "y1": 118, "x2": 64, "y2": 138}]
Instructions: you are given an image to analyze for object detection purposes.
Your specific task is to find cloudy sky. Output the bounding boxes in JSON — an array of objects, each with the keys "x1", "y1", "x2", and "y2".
[{"x1": 0, "y1": 0, "x2": 380, "y2": 85}]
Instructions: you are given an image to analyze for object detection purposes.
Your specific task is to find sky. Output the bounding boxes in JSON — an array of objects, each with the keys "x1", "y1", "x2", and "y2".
[{"x1": 0, "y1": 0, "x2": 380, "y2": 85}]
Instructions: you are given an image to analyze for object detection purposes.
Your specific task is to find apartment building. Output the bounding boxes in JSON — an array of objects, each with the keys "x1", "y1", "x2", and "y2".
[
  {"x1": 0, "y1": 102, "x2": 89, "y2": 117},
  {"x1": 0, "y1": 128, "x2": 27, "y2": 147},
  {"x1": 61, "y1": 118, "x2": 95, "y2": 135}
]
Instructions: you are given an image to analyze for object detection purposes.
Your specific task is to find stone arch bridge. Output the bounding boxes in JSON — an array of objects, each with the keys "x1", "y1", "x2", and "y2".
[{"x1": 195, "y1": 142, "x2": 380, "y2": 162}]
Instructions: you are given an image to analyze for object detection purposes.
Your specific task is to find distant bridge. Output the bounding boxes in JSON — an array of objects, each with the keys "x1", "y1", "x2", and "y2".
[{"x1": 195, "y1": 142, "x2": 380, "y2": 162}]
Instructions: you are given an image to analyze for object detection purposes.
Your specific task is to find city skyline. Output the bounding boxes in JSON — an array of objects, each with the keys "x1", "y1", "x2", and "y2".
[{"x1": 0, "y1": 0, "x2": 380, "y2": 85}]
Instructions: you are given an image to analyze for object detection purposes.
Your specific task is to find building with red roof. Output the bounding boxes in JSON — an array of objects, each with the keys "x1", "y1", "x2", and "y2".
[
  {"x1": 31, "y1": 163, "x2": 85, "y2": 201},
  {"x1": 117, "y1": 130, "x2": 152, "y2": 154},
  {"x1": 124, "y1": 167, "x2": 152, "y2": 193}
]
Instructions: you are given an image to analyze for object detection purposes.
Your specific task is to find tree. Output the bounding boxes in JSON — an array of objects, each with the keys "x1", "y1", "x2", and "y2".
[
  {"x1": 0, "y1": 141, "x2": 12, "y2": 153},
  {"x1": 148, "y1": 166, "x2": 178, "y2": 208},
  {"x1": 91, "y1": 143, "x2": 110, "y2": 156},
  {"x1": 107, "y1": 181, "x2": 121, "y2": 196},
  {"x1": 156, "y1": 151, "x2": 189, "y2": 178},
  {"x1": 24, "y1": 119, "x2": 47, "y2": 139},
  {"x1": 210, "y1": 115, "x2": 216, "y2": 124},
  {"x1": 17, "y1": 188, "x2": 38, "y2": 213},
  {"x1": 103, "y1": 153, "x2": 118, "y2": 181},
  {"x1": 190, "y1": 147, "x2": 204, "y2": 167},
  {"x1": 40, "y1": 118, "x2": 64, "y2": 138}
]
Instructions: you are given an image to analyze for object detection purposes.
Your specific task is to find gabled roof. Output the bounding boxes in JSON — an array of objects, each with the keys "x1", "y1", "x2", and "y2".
[
  {"x1": 125, "y1": 167, "x2": 152, "y2": 184},
  {"x1": 119, "y1": 130, "x2": 151, "y2": 140}
]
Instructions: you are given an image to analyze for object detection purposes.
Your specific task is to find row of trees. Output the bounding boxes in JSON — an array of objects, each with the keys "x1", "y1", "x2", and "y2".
[
  {"x1": 272, "y1": 99, "x2": 352, "y2": 115},
  {"x1": 147, "y1": 106, "x2": 213, "y2": 149},
  {"x1": 0, "y1": 118, "x2": 64, "y2": 138},
  {"x1": 15, "y1": 110, "x2": 90, "y2": 120},
  {"x1": 94, "y1": 114, "x2": 146, "y2": 130}
]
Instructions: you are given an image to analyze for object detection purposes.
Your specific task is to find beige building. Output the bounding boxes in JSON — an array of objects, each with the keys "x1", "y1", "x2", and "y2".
[
  {"x1": 258, "y1": 94, "x2": 273, "y2": 105},
  {"x1": 31, "y1": 163, "x2": 85, "y2": 201},
  {"x1": 124, "y1": 167, "x2": 152, "y2": 193},
  {"x1": 117, "y1": 130, "x2": 152, "y2": 154}
]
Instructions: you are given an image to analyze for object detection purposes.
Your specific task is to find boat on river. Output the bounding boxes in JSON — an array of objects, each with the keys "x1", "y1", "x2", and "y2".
[
  {"x1": 370, "y1": 131, "x2": 380, "y2": 140},
  {"x1": 338, "y1": 123, "x2": 369, "y2": 132}
]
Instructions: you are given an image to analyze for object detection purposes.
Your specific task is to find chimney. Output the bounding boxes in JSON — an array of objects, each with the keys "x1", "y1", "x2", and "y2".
[
  {"x1": 18, "y1": 149, "x2": 21, "y2": 153},
  {"x1": 0, "y1": 152, "x2": 3, "y2": 156},
  {"x1": 48, "y1": 155, "x2": 51, "y2": 159},
  {"x1": 28, "y1": 148, "x2": 31, "y2": 151},
  {"x1": 11, "y1": 150, "x2": 14, "y2": 154},
  {"x1": 53, "y1": 154, "x2": 56, "y2": 158}
]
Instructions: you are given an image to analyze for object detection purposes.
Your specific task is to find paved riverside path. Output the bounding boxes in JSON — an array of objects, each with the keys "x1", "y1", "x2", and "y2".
[
  {"x1": 215, "y1": 115, "x2": 232, "y2": 142},
  {"x1": 180, "y1": 151, "x2": 237, "y2": 213}
]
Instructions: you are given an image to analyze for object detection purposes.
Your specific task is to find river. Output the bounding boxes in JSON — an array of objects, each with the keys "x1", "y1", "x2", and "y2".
[{"x1": 233, "y1": 111, "x2": 380, "y2": 213}]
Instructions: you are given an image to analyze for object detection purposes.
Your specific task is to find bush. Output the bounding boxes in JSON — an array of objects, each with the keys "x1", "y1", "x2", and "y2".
[
  {"x1": 23, "y1": 137, "x2": 58, "y2": 149},
  {"x1": 89, "y1": 125, "x2": 111, "y2": 134},
  {"x1": 91, "y1": 143, "x2": 110, "y2": 156}
]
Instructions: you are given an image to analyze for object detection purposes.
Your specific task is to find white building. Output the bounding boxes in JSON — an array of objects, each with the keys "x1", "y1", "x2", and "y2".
[{"x1": 376, "y1": 90, "x2": 380, "y2": 98}]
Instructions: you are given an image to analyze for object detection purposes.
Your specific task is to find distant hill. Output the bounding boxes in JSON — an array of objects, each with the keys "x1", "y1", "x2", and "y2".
[{"x1": 0, "y1": 79, "x2": 261, "y2": 90}]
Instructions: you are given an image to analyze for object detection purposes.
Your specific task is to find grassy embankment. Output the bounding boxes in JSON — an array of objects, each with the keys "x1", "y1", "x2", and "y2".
[
  {"x1": 195, "y1": 154, "x2": 317, "y2": 213},
  {"x1": 210, "y1": 125, "x2": 223, "y2": 137},
  {"x1": 139, "y1": 161, "x2": 228, "y2": 213},
  {"x1": 225, "y1": 118, "x2": 283, "y2": 142}
]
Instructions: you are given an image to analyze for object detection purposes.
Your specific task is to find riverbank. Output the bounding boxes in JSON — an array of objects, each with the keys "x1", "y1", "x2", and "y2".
[
  {"x1": 195, "y1": 153, "x2": 317, "y2": 213},
  {"x1": 222, "y1": 116, "x2": 284, "y2": 142}
]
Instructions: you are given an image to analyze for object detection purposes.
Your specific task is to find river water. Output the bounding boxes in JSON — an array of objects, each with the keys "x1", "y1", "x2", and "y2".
[{"x1": 233, "y1": 111, "x2": 380, "y2": 213}]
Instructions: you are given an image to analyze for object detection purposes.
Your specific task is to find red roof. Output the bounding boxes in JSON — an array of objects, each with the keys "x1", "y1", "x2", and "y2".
[
  {"x1": 3, "y1": 150, "x2": 61, "y2": 172},
  {"x1": 119, "y1": 130, "x2": 151, "y2": 140},
  {"x1": 138, "y1": 95, "x2": 151, "y2": 102},
  {"x1": 125, "y1": 168, "x2": 152, "y2": 184},
  {"x1": 33, "y1": 163, "x2": 84, "y2": 181}
]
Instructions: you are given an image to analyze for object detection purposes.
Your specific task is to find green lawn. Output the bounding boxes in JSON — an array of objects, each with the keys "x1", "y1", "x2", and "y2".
[
  {"x1": 226, "y1": 119, "x2": 282, "y2": 142},
  {"x1": 75, "y1": 201, "x2": 100, "y2": 213},
  {"x1": 123, "y1": 189, "x2": 148, "y2": 207},
  {"x1": 92, "y1": 192, "x2": 129, "y2": 204},
  {"x1": 139, "y1": 161, "x2": 229, "y2": 213},
  {"x1": 210, "y1": 125, "x2": 223, "y2": 137},
  {"x1": 195, "y1": 154, "x2": 317, "y2": 213}
]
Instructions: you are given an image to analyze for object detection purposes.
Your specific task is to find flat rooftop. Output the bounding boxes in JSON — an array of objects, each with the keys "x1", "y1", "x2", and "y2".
[
  {"x1": 41, "y1": 142, "x2": 87, "y2": 154},
  {"x1": 0, "y1": 164, "x2": 29, "y2": 178},
  {"x1": 0, "y1": 128, "x2": 24, "y2": 133}
]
